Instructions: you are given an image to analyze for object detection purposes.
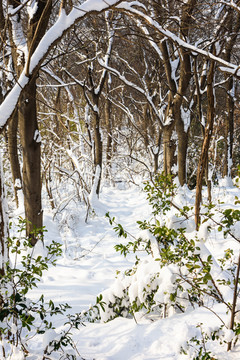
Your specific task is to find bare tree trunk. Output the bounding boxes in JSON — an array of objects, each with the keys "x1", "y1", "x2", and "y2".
[
  {"x1": 195, "y1": 58, "x2": 215, "y2": 230},
  {"x1": 174, "y1": 0, "x2": 196, "y2": 185},
  {"x1": 105, "y1": 99, "x2": 112, "y2": 178},
  {"x1": 6, "y1": 0, "x2": 52, "y2": 244},
  {"x1": 44, "y1": 163, "x2": 55, "y2": 210},
  {"x1": 19, "y1": 79, "x2": 42, "y2": 245},
  {"x1": 227, "y1": 252, "x2": 240, "y2": 351},
  {"x1": 163, "y1": 122, "x2": 176, "y2": 176},
  {"x1": 223, "y1": 77, "x2": 234, "y2": 178},
  {"x1": 160, "y1": 40, "x2": 177, "y2": 178},
  {"x1": 176, "y1": 111, "x2": 188, "y2": 186},
  {"x1": 8, "y1": 109, "x2": 22, "y2": 208},
  {"x1": 153, "y1": 132, "x2": 162, "y2": 174},
  {"x1": 0, "y1": 154, "x2": 9, "y2": 275},
  {"x1": 0, "y1": 1, "x2": 9, "y2": 274},
  {"x1": 93, "y1": 109, "x2": 103, "y2": 196},
  {"x1": 143, "y1": 103, "x2": 150, "y2": 150},
  {"x1": 160, "y1": 0, "x2": 195, "y2": 184},
  {"x1": 205, "y1": 159, "x2": 212, "y2": 203},
  {"x1": 222, "y1": 10, "x2": 240, "y2": 177}
]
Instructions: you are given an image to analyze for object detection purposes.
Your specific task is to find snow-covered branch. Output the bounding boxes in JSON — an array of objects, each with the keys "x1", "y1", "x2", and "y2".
[
  {"x1": 0, "y1": 0, "x2": 123, "y2": 128},
  {"x1": 117, "y1": 1, "x2": 240, "y2": 75},
  {"x1": 220, "y1": 0, "x2": 240, "y2": 14},
  {"x1": 98, "y1": 59, "x2": 164, "y2": 128}
]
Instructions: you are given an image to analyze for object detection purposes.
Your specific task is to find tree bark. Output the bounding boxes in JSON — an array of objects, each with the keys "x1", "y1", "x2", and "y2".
[
  {"x1": 19, "y1": 78, "x2": 42, "y2": 245},
  {"x1": 105, "y1": 99, "x2": 112, "y2": 178},
  {"x1": 93, "y1": 108, "x2": 103, "y2": 196},
  {"x1": 0, "y1": 155, "x2": 9, "y2": 276},
  {"x1": 7, "y1": 0, "x2": 52, "y2": 244},
  {"x1": 160, "y1": 40, "x2": 177, "y2": 178},
  {"x1": 8, "y1": 109, "x2": 22, "y2": 208},
  {"x1": 163, "y1": 121, "x2": 176, "y2": 176},
  {"x1": 176, "y1": 112, "x2": 188, "y2": 186},
  {"x1": 160, "y1": 0, "x2": 195, "y2": 185},
  {"x1": 153, "y1": 132, "x2": 162, "y2": 174},
  {"x1": 223, "y1": 77, "x2": 234, "y2": 178},
  {"x1": 195, "y1": 58, "x2": 215, "y2": 230},
  {"x1": 222, "y1": 10, "x2": 240, "y2": 177}
]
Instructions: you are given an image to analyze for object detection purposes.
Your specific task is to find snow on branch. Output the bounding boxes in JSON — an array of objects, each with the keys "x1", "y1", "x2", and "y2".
[
  {"x1": 98, "y1": 59, "x2": 164, "y2": 129},
  {"x1": 0, "y1": 0, "x2": 123, "y2": 129},
  {"x1": 116, "y1": 1, "x2": 240, "y2": 76},
  {"x1": 7, "y1": 0, "x2": 31, "y2": 17},
  {"x1": 220, "y1": 0, "x2": 240, "y2": 14}
]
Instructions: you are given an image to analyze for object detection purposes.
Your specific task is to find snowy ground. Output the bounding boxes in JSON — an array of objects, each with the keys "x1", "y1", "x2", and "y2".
[{"x1": 10, "y1": 182, "x2": 240, "y2": 359}]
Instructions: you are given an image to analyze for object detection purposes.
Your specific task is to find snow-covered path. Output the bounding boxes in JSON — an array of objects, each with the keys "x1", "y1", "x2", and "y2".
[
  {"x1": 27, "y1": 184, "x2": 240, "y2": 359},
  {"x1": 32, "y1": 186, "x2": 151, "y2": 313}
]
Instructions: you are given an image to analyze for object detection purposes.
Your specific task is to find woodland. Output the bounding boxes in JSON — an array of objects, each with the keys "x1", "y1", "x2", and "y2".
[{"x1": 1, "y1": 0, "x2": 240, "y2": 359}]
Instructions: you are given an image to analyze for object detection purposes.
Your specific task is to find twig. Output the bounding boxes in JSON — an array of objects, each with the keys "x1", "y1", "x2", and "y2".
[{"x1": 227, "y1": 252, "x2": 240, "y2": 351}]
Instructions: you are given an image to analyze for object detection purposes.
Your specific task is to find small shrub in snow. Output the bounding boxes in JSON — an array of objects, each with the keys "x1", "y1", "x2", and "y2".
[
  {"x1": 0, "y1": 218, "x2": 84, "y2": 360},
  {"x1": 180, "y1": 323, "x2": 220, "y2": 359},
  {"x1": 96, "y1": 173, "x2": 240, "y2": 356}
]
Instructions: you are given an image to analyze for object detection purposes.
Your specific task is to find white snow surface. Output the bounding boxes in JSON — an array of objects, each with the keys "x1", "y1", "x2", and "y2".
[{"x1": 6, "y1": 184, "x2": 240, "y2": 359}]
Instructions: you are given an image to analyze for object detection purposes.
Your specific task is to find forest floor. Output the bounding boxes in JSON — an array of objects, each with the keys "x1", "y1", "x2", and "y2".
[{"x1": 12, "y1": 180, "x2": 240, "y2": 359}]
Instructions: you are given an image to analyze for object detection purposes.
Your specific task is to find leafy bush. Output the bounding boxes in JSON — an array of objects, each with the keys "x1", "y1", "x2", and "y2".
[
  {"x1": 0, "y1": 218, "x2": 84, "y2": 359},
  {"x1": 97, "y1": 173, "x2": 240, "y2": 356}
]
